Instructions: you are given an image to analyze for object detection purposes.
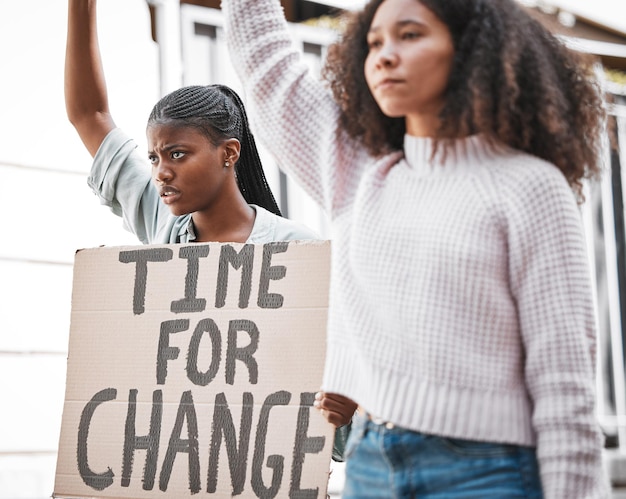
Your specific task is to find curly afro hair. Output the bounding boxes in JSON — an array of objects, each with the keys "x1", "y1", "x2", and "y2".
[{"x1": 322, "y1": 0, "x2": 607, "y2": 199}]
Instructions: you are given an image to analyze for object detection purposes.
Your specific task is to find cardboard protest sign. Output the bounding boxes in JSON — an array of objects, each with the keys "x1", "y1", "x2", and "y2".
[{"x1": 54, "y1": 240, "x2": 333, "y2": 498}]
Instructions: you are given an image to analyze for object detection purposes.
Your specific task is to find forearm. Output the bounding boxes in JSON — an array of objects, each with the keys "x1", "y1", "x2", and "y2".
[
  {"x1": 65, "y1": 0, "x2": 114, "y2": 156},
  {"x1": 526, "y1": 287, "x2": 607, "y2": 497},
  {"x1": 223, "y1": 0, "x2": 344, "y2": 208},
  {"x1": 508, "y1": 170, "x2": 609, "y2": 497},
  {"x1": 223, "y1": 0, "x2": 320, "y2": 143}
]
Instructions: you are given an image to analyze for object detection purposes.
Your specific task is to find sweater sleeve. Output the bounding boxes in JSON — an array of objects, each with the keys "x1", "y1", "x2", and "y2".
[
  {"x1": 502, "y1": 161, "x2": 610, "y2": 498},
  {"x1": 222, "y1": 0, "x2": 366, "y2": 217}
]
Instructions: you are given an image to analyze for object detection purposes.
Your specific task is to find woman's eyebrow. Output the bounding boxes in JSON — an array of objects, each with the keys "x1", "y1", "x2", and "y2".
[{"x1": 368, "y1": 18, "x2": 427, "y2": 34}]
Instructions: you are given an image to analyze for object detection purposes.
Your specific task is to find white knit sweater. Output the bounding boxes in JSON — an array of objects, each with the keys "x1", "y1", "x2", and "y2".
[{"x1": 223, "y1": 0, "x2": 610, "y2": 496}]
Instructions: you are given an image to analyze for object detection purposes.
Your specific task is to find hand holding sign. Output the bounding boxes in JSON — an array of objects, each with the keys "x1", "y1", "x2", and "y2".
[{"x1": 314, "y1": 392, "x2": 357, "y2": 428}]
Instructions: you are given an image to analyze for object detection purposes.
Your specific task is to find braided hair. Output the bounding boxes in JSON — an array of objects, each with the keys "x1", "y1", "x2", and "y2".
[{"x1": 148, "y1": 84, "x2": 282, "y2": 216}]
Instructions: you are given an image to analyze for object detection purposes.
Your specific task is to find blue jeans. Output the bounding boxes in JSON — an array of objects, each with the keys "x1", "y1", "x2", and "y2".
[{"x1": 342, "y1": 414, "x2": 543, "y2": 498}]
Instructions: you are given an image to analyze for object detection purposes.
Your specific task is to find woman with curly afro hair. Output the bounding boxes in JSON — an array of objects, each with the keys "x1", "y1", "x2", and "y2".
[
  {"x1": 224, "y1": 0, "x2": 610, "y2": 496},
  {"x1": 323, "y1": 0, "x2": 605, "y2": 200}
]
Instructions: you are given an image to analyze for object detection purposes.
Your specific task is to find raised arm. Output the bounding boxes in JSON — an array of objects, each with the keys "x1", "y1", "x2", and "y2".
[
  {"x1": 65, "y1": 0, "x2": 115, "y2": 157},
  {"x1": 223, "y1": 0, "x2": 366, "y2": 214}
]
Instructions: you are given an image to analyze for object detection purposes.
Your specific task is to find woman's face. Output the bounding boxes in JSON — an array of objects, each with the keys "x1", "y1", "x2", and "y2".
[
  {"x1": 147, "y1": 124, "x2": 235, "y2": 217},
  {"x1": 364, "y1": 0, "x2": 454, "y2": 136}
]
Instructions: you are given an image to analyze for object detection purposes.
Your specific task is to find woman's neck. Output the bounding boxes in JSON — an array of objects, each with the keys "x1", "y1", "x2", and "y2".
[
  {"x1": 191, "y1": 197, "x2": 256, "y2": 243},
  {"x1": 405, "y1": 108, "x2": 442, "y2": 138}
]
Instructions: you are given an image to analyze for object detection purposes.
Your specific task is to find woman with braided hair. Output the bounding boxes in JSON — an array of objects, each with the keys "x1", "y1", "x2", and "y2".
[
  {"x1": 224, "y1": 0, "x2": 611, "y2": 496},
  {"x1": 65, "y1": 0, "x2": 317, "y2": 245},
  {"x1": 64, "y1": 0, "x2": 361, "y2": 469}
]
